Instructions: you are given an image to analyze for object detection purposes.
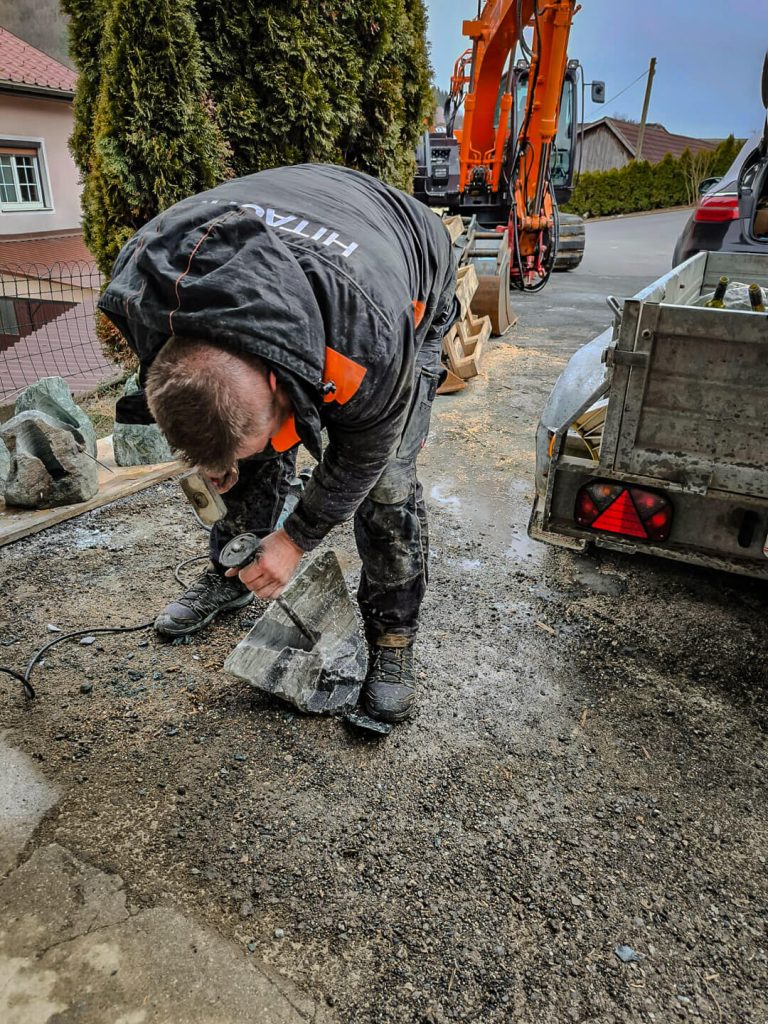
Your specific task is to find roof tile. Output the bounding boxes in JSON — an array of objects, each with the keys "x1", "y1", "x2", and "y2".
[
  {"x1": 0, "y1": 27, "x2": 76, "y2": 95},
  {"x1": 586, "y1": 117, "x2": 720, "y2": 165}
]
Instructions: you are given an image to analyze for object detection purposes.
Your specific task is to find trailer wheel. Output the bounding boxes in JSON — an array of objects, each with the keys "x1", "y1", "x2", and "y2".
[{"x1": 554, "y1": 212, "x2": 585, "y2": 271}]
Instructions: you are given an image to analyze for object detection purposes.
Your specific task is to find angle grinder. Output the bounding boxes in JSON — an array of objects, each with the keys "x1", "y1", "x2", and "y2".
[{"x1": 219, "y1": 532, "x2": 321, "y2": 648}]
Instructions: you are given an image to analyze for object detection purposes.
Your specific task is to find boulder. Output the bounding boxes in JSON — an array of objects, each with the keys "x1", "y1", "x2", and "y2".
[
  {"x1": 113, "y1": 375, "x2": 174, "y2": 466},
  {"x1": 15, "y1": 376, "x2": 97, "y2": 457},
  {"x1": 1, "y1": 411, "x2": 99, "y2": 508}
]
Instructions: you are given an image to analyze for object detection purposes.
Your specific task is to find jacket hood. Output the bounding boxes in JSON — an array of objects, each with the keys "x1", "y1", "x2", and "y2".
[{"x1": 98, "y1": 190, "x2": 328, "y2": 457}]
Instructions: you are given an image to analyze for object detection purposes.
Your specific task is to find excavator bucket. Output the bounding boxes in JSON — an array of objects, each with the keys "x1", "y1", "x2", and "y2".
[{"x1": 457, "y1": 221, "x2": 516, "y2": 336}]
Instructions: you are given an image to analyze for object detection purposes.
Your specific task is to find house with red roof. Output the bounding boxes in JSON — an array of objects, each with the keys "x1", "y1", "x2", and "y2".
[
  {"x1": 0, "y1": 26, "x2": 83, "y2": 246},
  {"x1": 580, "y1": 117, "x2": 720, "y2": 174}
]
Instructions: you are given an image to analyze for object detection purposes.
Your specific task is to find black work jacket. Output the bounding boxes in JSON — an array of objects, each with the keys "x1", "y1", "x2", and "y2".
[{"x1": 98, "y1": 164, "x2": 453, "y2": 550}]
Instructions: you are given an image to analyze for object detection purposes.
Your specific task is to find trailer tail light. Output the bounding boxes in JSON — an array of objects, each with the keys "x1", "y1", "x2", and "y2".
[
  {"x1": 575, "y1": 482, "x2": 672, "y2": 541},
  {"x1": 693, "y1": 195, "x2": 739, "y2": 223}
]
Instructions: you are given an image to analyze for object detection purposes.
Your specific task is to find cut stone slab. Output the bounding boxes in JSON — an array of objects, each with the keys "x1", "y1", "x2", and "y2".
[
  {"x1": 225, "y1": 549, "x2": 366, "y2": 714},
  {"x1": 1, "y1": 410, "x2": 99, "y2": 508},
  {"x1": 15, "y1": 375, "x2": 97, "y2": 457},
  {"x1": 0, "y1": 733, "x2": 59, "y2": 878},
  {"x1": 0, "y1": 843, "x2": 323, "y2": 1024},
  {"x1": 113, "y1": 374, "x2": 174, "y2": 466}
]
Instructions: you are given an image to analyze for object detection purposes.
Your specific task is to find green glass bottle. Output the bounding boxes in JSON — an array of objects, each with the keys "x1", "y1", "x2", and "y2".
[
  {"x1": 705, "y1": 276, "x2": 728, "y2": 308},
  {"x1": 749, "y1": 284, "x2": 765, "y2": 313}
]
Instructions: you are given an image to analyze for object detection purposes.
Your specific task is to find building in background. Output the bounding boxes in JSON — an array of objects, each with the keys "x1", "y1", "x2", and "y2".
[
  {"x1": 0, "y1": 28, "x2": 110, "y2": 406},
  {"x1": 579, "y1": 117, "x2": 720, "y2": 173},
  {"x1": 0, "y1": 26, "x2": 83, "y2": 247}
]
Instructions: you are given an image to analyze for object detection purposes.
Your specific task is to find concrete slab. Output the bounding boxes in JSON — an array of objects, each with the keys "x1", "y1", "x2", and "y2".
[
  {"x1": 0, "y1": 731, "x2": 59, "y2": 877},
  {"x1": 0, "y1": 845, "x2": 325, "y2": 1024}
]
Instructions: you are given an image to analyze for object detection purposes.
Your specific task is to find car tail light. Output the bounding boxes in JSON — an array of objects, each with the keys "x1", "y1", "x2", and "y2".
[
  {"x1": 575, "y1": 481, "x2": 672, "y2": 541},
  {"x1": 693, "y1": 195, "x2": 739, "y2": 223}
]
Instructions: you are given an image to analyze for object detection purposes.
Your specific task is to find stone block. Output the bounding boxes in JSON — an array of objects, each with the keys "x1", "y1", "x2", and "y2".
[
  {"x1": 113, "y1": 374, "x2": 174, "y2": 466},
  {"x1": 1, "y1": 411, "x2": 99, "y2": 508},
  {"x1": 225, "y1": 549, "x2": 367, "y2": 714},
  {"x1": 113, "y1": 422, "x2": 174, "y2": 466},
  {"x1": 15, "y1": 375, "x2": 97, "y2": 457}
]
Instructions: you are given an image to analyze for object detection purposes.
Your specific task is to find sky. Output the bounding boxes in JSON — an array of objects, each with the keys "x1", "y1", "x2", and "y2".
[{"x1": 425, "y1": 0, "x2": 767, "y2": 140}]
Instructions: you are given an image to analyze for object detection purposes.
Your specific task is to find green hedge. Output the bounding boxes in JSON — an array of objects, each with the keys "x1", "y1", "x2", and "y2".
[{"x1": 564, "y1": 135, "x2": 742, "y2": 218}]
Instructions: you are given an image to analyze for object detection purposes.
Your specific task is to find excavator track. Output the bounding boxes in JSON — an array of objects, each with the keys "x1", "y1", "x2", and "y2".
[{"x1": 554, "y1": 211, "x2": 586, "y2": 271}]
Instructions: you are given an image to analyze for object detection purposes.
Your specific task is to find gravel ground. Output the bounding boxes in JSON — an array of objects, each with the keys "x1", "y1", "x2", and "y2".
[{"x1": 1, "y1": 261, "x2": 767, "y2": 1022}]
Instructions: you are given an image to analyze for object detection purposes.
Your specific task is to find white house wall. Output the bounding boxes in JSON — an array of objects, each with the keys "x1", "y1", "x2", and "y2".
[{"x1": 0, "y1": 92, "x2": 81, "y2": 236}]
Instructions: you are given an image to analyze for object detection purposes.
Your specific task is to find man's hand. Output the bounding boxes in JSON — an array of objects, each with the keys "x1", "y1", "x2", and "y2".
[
  {"x1": 204, "y1": 466, "x2": 239, "y2": 494},
  {"x1": 225, "y1": 529, "x2": 304, "y2": 599}
]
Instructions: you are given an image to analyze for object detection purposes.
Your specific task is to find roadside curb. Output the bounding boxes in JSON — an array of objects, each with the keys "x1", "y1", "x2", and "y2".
[{"x1": 581, "y1": 205, "x2": 693, "y2": 224}]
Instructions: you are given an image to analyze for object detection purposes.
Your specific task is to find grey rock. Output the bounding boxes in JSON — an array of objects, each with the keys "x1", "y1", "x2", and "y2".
[
  {"x1": 225, "y1": 550, "x2": 367, "y2": 715},
  {"x1": 0, "y1": 412, "x2": 98, "y2": 508},
  {"x1": 113, "y1": 422, "x2": 174, "y2": 466},
  {"x1": 0, "y1": 436, "x2": 9, "y2": 491},
  {"x1": 15, "y1": 375, "x2": 96, "y2": 457},
  {"x1": 112, "y1": 374, "x2": 174, "y2": 466}
]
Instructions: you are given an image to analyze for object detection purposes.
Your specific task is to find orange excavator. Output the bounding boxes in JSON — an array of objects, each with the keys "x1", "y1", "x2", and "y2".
[{"x1": 415, "y1": 0, "x2": 604, "y2": 321}]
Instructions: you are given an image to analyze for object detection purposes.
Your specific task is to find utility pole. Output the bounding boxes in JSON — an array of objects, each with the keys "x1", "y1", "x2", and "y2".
[{"x1": 635, "y1": 57, "x2": 657, "y2": 162}]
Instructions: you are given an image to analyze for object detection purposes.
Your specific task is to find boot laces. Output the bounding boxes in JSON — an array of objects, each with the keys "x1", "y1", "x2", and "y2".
[
  {"x1": 372, "y1": 644, "x2": 414, "y2": 686},
  {"x1": 181, "y1": 570, "x2": 244, "y2": 615}
]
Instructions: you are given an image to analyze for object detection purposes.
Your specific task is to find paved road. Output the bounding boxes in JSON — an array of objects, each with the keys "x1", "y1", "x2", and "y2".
[
  {"x1": 580, "y1": 209, "x2": 691, "y2": 280},
  {"x1": 513, "y1": 208, "x2": 692, "y2": 352}
]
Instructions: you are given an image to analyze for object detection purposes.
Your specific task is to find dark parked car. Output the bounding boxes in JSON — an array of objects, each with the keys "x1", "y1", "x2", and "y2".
[{"x1": 673, "y1": 130, "x2": 768, "y2": 266}]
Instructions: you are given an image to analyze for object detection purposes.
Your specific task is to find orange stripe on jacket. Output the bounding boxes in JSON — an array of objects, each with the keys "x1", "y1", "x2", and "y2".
[
  {"x1": 269, "y1": 347, "x2": 367, "y2": 452},
  {"x1": 412, "y1": 299, "x2": 426, "y2": 327},
  {"x1": 271, "y1": 415, "x2": 301, "y2": 453}
]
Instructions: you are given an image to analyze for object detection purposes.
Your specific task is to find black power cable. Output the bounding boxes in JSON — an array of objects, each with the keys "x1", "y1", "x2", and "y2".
[{"x1": 1, "y1": 620, "x2": 156, "y2": 700}]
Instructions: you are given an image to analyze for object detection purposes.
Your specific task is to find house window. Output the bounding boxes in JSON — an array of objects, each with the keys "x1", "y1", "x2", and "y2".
[{"x1": 0, "y1": 146, "x2": 46, "y2": 211}]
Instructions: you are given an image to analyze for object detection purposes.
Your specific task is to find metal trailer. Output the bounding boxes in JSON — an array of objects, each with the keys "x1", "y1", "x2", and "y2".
[{"x1": 528, "y1": 250, "x2": 768, "y2": 580}]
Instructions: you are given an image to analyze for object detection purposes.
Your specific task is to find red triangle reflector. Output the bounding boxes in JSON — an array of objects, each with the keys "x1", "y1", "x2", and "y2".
[{"x1": 591, "y1": 490, "x2": 647, "y2": 539}]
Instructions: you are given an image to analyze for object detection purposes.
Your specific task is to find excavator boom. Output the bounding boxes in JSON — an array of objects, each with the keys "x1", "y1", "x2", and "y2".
[{"x1": 418, "y1": 0, "x2": 583, "y2": 294}]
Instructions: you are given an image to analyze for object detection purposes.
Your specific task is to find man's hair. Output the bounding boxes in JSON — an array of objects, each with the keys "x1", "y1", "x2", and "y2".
[{"x1": 146, "y1": 337, "x2": 273, "y2": 471}]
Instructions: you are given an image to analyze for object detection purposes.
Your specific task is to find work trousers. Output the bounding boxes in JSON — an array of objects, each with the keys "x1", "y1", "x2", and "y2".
[{"x1": 210, "y1": 283, "x2": 458, "y2": 638}]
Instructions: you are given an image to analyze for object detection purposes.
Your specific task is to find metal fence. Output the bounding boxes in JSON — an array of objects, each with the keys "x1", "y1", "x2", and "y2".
[{"x1": 0, "y1": 260, "x2": 119, "y2": 405}]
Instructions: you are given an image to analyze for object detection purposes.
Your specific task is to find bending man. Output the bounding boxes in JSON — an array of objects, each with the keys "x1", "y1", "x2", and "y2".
[{"x1": 99, "y1": 164, "x2": 458, "y2": 723}]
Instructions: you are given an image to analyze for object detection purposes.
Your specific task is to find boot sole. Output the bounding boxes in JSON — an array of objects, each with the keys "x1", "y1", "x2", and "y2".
[{"x1": 154, "y1": 592, "x2": 254, "y2": 638}]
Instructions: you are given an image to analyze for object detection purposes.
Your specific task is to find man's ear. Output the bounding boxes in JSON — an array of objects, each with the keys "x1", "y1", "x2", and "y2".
[{"x1": 268, "y1": 370, "x2": 278, "y2": 394}]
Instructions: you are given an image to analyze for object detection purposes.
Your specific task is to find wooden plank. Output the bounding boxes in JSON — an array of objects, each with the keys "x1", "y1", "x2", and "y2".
[
  {"x1": 437, "y1": 367, "x2": 467, "y2": 394},
  {"x1": 455, "y1": 263, "x2": 479, "y2": 319},
  {"x1": 442, "y1": 214, "x2": 464, "y2": 244},
  {"x1": 0, "y1": 436, "x2": 184, "y2": 547},
  {"x1": 442, "y1": 324, "x2": 466, "y2": 376},
  {"x1": 443, "y1": 323, "x2": 484, "y2": 379},
  {"x1": 456, "y1": 314, "x2": 492, "y2": 356}
]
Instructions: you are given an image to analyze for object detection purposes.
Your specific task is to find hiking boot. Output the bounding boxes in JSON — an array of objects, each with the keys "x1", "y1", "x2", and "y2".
[
  {"x1": 363, "y1": 633, "x2": 416, "y2": 723},
  {"x1": 154, "y1": 567, "x2": 253, "y2": 638}
]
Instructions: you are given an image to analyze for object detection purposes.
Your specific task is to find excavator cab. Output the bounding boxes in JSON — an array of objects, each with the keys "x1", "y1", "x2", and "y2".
[
  {"x1": 510, "y1": 61, "x2": 580, "y2": 206},
  {"x1": 414, "y1": 62, "x2": 581, "y2": 215}
]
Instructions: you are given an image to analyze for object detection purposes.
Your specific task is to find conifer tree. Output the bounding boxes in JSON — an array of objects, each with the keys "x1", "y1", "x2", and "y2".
[
  {"x1": 60, "y1": 0, "x2": 109, "y2": 174},
  {"x1": 82, "y1": 0, "x2": 231, "y2": 275},
  {"x1": 341, "y1": 1, "x2": 432, "y2": 190},
  {"x1": 194, "y1": 1, "x2": 362, "y2": 176}
]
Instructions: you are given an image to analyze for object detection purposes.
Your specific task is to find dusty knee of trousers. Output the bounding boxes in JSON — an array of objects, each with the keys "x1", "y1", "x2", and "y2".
[{"x1": 368, "y1": 459, "x2": 414, "y2": 505}]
